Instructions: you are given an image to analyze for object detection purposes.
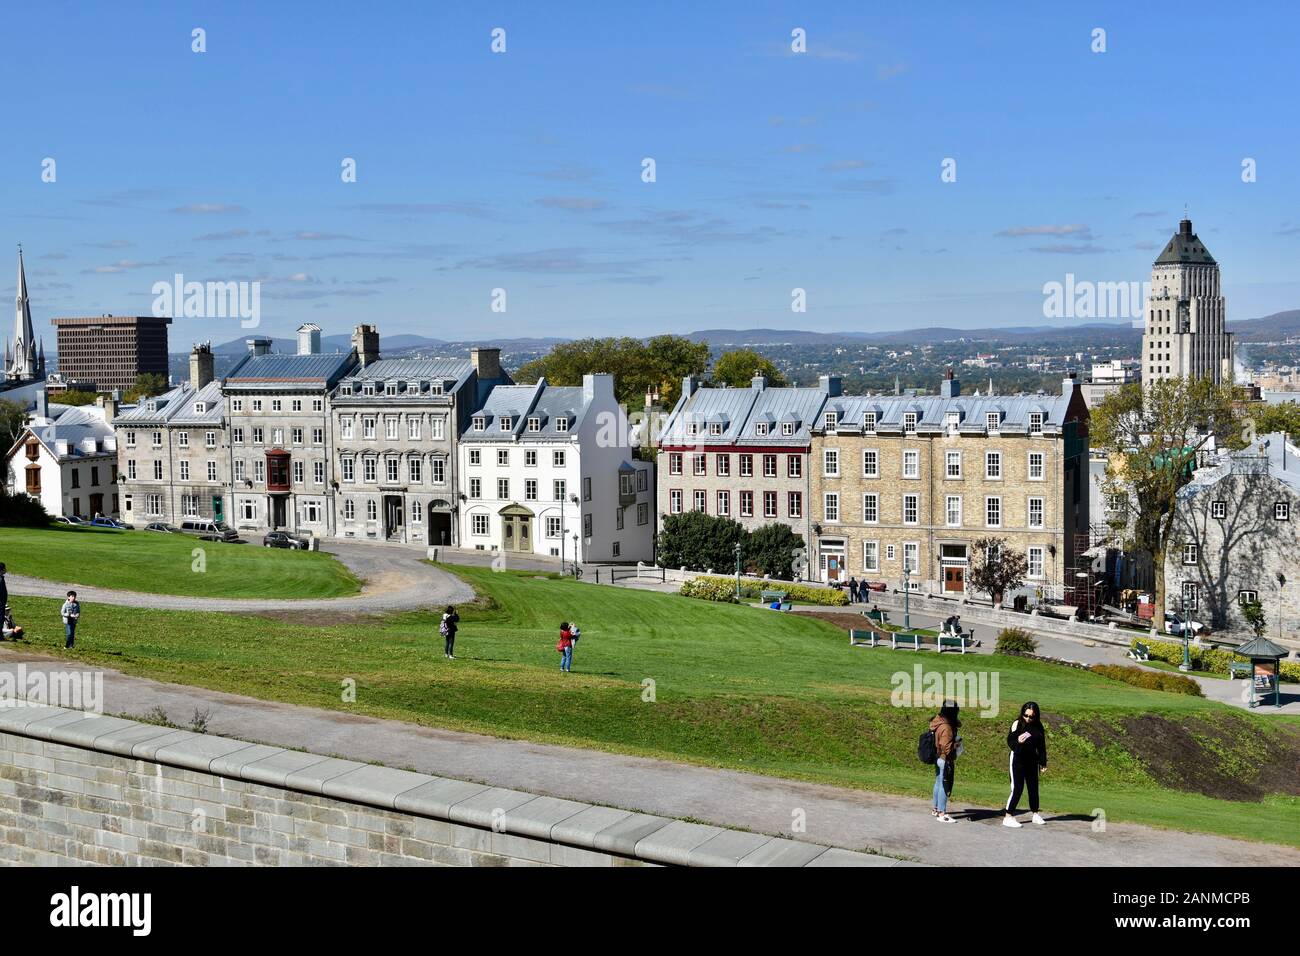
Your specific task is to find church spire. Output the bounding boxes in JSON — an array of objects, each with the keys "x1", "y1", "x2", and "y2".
[{"x1": 9, "y1": 246, "x2": 36, "y2": 381}]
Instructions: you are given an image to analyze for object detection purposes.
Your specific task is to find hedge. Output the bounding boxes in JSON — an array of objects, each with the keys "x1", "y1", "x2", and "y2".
[
  {"x1": 691, "y1": 575, "x2": 850, "y2": 606},
  {"x1": 1091, "y1": 664, "x2": 1203, "y2": 697},
  {"x1": 1132, "y1": 637, "x2": 1300, "y2": 683},
  {"x1": 679, "y1": 578, "x2": 739, "y2": 603}
]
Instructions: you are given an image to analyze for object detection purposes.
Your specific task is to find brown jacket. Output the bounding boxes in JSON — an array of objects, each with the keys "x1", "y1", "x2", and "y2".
[{"x1": 929, "y1": 714, "x2": 957, "y2": 761}]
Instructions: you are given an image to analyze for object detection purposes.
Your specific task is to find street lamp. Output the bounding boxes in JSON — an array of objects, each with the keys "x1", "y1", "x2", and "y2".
[
  {"x1": 1179, "y1": 593, "x2": 1193, "y2": 672},
  {"x1": 903, "y1": 563, "x2": 911, "y2": 630},
  {"x1": 572, "y1": 533, "x2": 579, "y2": 576},
  {"x1": 734, "y1": 541, "x2": 742, "y2": 601}
]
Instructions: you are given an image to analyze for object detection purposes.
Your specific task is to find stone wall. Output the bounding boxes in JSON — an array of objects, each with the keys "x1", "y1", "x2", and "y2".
[{"x1": 0, "y1": 704, "x2": 883, "y2": 868}]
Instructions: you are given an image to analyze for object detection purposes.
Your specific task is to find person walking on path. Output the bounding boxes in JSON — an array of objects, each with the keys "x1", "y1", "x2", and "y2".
[
  {"x1": 929, "y1": 699, "x2": 962, "y2": 823},
  {"x1": 440, "y1": 605, "x2": 460, "y2": 659},
  {"x1": 847, "y1": 576, "x2": 858, "y2": 604},
  {"x1": 557, "y1": 622, "x2": 574, "y2": 673},
  {"x1": 1003, "y1": 701, "x2": 1048, "y2": 828},
  {"x1": 60, "y1": 590, "x2": 81, "y2": 649}
]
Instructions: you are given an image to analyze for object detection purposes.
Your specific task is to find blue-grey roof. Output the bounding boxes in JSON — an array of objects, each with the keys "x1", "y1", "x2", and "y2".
[
  {"x1": 224, "y1": 351, "x2": 355, "y2": 389},
  {"x1": 24, "y1": 407, "x2": 116, "y2": 461},
  {"x1": 338, "y1": 358, "x2": 474, "y2": 392},
  {"x1": 817, "y1": 392, "x2": 1072, "y2": 436},
  {"x1": 113, "y1": 381, "x2": 225, "y2": 426},
  {"x1": 661, "y1": 386, "x2": 760, "y2": 445},
  {"x1": 461, "y1": 381, "x2": 589, "y2": 442},
  {"x1": 1179, "y1": 433, "x2": 1300, "y2": 498}
]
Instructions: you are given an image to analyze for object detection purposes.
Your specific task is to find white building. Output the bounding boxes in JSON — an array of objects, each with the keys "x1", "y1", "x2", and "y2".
[
  {"x1": 458, "y1": 374, "x2": 654, "y2": 563},
  {"x1": 5, "y1": 391, "x2": 120, "y2": 519},
  {"x1": 1142, "y1": 219, "x2": 1234, "y2": 386}
]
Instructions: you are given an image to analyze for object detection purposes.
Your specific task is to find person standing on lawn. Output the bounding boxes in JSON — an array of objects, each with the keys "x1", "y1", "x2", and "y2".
[
  {"x1": 1003, "y1": 701, "x2": 1048, "y2": 828},
  {"x1": 929, "y1": 699, "x2": 961, "y2": 823},
  {"x1": 440, "y1": 605, "x2": 460, "y2": 659},
  {"x1": 60, "y1": 591, "x2": 81, "y2": 649},
  {"x1": 557, "y1": 622, "x2": 573, "y2": 673}
]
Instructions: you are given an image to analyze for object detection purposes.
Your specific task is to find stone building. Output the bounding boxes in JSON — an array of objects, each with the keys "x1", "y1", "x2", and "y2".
[
  {"x1": 1166, "y1": 432, "x2": 1300, "y2": 638},
  {"x1": 1142, "y1": 218, "x2": 1234, "y2": 386},
  {"x1": 656, "y1": 375, "x2": 839, "y2": 548},
  {"x1": 224, "y1": 326, "x2": 357, "y2": 535},
  {"x1": 331, "y1": 347, "x2": 511, "y2": 545},
  {"x1": 807, "y1": 372, "x2": 1090, "y2": 599},
  {"x1": 115, "y1": 344, "x2": 230, "y2": 527},
  {"x1": 5, "y1": 391, "x2": 118, "y2": 520}
]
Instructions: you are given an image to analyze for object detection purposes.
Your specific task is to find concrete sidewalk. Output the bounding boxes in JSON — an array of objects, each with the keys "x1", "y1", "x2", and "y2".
[{"x1": 1, "y1": 648, "x2": 1293, "y2": 867}]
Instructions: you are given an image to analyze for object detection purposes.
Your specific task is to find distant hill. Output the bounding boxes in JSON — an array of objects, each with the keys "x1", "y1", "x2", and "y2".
[{"x1": 1227, "y1": 310, "x2": 1300, "y2": 342}]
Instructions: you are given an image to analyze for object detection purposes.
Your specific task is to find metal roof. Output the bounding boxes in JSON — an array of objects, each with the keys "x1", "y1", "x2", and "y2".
[{"x1": 223, "y1": 351, "x2": 355, "y2": 388}]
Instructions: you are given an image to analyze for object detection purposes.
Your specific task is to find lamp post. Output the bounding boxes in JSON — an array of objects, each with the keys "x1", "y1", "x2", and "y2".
[
  {"x1": 903, "y1": 563, "x2": 911, "y2": 630},
  {"x1": 1179, "y1": 593, "x2": 1192, "y2": 672},
  {"x1": 572, "y1": 533, "x2": 580, "y2": 578},
  {"x1": 734, "y1": 541, "x2": 742, "y2": 601}
]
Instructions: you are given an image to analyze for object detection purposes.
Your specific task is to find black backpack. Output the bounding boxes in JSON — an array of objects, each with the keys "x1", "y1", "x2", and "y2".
[{"x1": 918, "y1": 727, "x2": 938, "y2": 765}]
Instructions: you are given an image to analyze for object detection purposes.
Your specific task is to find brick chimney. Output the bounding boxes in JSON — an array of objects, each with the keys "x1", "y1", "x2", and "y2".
[
  {"x1": 471, "y1": 346, "x2": 502, "y2": 380},
  {"x1": 351, "y1": 325, "x2": 380, "y2": 367},
  {"x1": 189, "y1": 342, "x2": 215, "y2": 390}
]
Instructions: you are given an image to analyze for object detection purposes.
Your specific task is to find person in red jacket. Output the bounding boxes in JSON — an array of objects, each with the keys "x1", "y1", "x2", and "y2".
[{"x1": 557, "y1": 622, "x2": 573, "y2": 673}]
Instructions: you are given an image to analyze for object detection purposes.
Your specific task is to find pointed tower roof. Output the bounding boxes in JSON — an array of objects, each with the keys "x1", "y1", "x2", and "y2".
[
  {"x1": 11, "y1": 246, "x2": 36, "y2": 377},
  {"x1": 1155, "y1": 219, "x2": 1216, "y2": 265}
]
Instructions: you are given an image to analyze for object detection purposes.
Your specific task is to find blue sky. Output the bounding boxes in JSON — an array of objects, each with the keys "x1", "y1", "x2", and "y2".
[{"x1": 3, "y1": 1, "x2": 1298, "y2": 346}]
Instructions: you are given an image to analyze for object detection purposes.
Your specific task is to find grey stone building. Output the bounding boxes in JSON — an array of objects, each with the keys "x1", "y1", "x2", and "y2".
[
  {"x1": 1143, "y1": 218, "x2": 1234, "y2": 386},
  {"x1": 115, "y1": 343, "x2": 232, "y2": 527},
  {"x1": 224, "y1": 326, "x2": 358, "y2": 535},
  {"x1": 1166, "y1": 432, "x2": 1300, "y2": 639},
  {"x1": 331, "y1": 347, "x2": 511, "y2": 545}
]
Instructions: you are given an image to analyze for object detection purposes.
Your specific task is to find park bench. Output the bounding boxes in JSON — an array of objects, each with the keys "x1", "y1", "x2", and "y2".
[
  {"x1": 849, "y1": 628, "x2": 881, "y2": 648},
  {"x1": 937, "y1": 633, "x2": 973, "y2": 654},
  {"x1": 863, "y1": 608, "x2": 890, "y2": 625},
  {"x1": 760, "y1": 590, "x2": 790, "y2": 604},
  {"x1": 891, "y1": 632, "x2": 926, "y2": 651},
  {"x1": 1128, "y1": 641, "x2": 1150, "y2": 662},
  {"x1": 1228, "y1": 660, "x2": 1252, "y2": 679}
]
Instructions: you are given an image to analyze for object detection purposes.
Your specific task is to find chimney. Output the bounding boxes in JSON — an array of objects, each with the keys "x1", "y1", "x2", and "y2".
[
  {"x1": 470, "y1": 346, "x2": 502, "y2": 381},
  {"x1": 97, "y1": 392, "x2": 117, "y2": 422},
  {"x1": 582, "y1": 373, "x2": 614, "y2": 407},
  {"x1": 1062, "y1": 372, "x2": 1078, "y2": 397},
  {"x1": 35, "y1": 389, "x2": 47, "y2": 421},
  {"x1": 246, "y1": 337, "x2": 272, "y2": 357},
  {"x1": 818, "y1": 375, "x2": 842, "y2": 397},
  {"x1": 940, "y1": 368, "x2": 961, "y2": 399},
  {"x1": 296, "y1": 323, "x2": 322, "y2": 356},
  {"x1": 682, "y1": 375, "x2": 701, "y2": 400},
  {"x1": 189, "y1": 342, "x2": 215, "y2": 390},
  {"x1": 751, "y1": 375, "x2": 767, "y2": 391}
]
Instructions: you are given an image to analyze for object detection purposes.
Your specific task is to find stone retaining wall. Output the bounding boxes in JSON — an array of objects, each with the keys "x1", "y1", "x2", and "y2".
[{"x1": 0, "y1": 704, "x2": 887, "y2": 868}]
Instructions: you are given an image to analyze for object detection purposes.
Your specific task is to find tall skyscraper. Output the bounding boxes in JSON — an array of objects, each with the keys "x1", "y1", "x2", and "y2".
[{"x1": 1142, "y1": 218, "x2": 1234, "y2": 386}]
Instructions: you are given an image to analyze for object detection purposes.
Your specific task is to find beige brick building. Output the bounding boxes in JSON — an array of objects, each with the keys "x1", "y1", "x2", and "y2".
[{"x1": 808, "y1": 373, "x2": 1090, "y2": 601}]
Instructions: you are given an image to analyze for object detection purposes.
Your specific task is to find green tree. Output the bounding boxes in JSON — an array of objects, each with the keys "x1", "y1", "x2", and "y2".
[
  {"x1": 745, "y1": 523, "x2": 804, "y2": 579},
  {"x1": 656, "y1": 511, "x2": 745, "y2": 573},
  {"x1": 0, "y1": 399, "x2": 26, "y2": 455},
  {"x1": 1241, "y1": 598, "x2": 1266, "y2": 639},
  {"x1": 711, "y1": 349, "x2": 786, "y2": 388},
  {"x1": 967, "y1": 537, "x2": 1028, "y2": 607},
  {"x1": 1245, "y1": 401, "x2": 1300, "y2": 440},
  {"x1": 124, "y1": 373, "x2": 168, "y2": 403},
  {"x1": 515, "y1": 336, "x2": 710, "y2": 408},
  {"x1": 0, "y1": 487, "x2": 50, "y2": 527},
  {"x1": 1091, "y1": 378, "x2": 1242, "y2": 631},
  {"x1": 52, "y1": 390, "x2": 99, "y2": 407}
]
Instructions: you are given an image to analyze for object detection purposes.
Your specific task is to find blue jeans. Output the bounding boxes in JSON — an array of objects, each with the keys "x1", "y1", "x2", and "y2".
[
  {"x1": 561, "y1": 646, "x2": 573, "y2": 671},
  {"x1": 64, "y1": 621, "x2": 76, "y2": 649},
  {"x1": 933, "y1": 758, "x2": 951, "y2": 812}
]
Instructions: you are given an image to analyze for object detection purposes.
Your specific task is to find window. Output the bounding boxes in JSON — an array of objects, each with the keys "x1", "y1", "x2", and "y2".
[
  {"x1": 431, "y1": 459, "x2": 445, "y2": 484},
  {"x1": 862, "y1": 450, "x2": 879, "y2": 478},
  {"x1": 153, "y1": 460, "x2": 163, "y2": 480},
  {"x1": 554, "y1": 417, "x2": 568, "y2": 433},
  {"x1": 788, "y1": 492, "x2": 802, "y2": 518},
  {"x1": 431, "y1": 418, "x2": 444, "y2": 440},
  {"x1": 525, "y1": 450, "x2": 537, "y2": 467},
  {"x1": 1028, "y1": 452, "x2": 1044, "y2": 481},
  {"x1": 294, "y1": 461, "x2": 305, "y2": 484},
  {"x1": 583, "y1": 514, "x2": 592, "y2": 538},
  {"x1": 411, "y1": 501, "x2": 422, "y2": 524},
  {"x1": 863, "y1": 411, "x2": 876, "y2": 433},
  {"x1": 339, "y1": 419, "x2": 352, "y2": 441},
  {"x1": 251, "y1": 400, "x2": 262, "y2": 412},
  {"x1": 341, "y1": 457, "x2": 354, "y2": 482},
  {"x1": 946, "y1": 451, "x2": 961, "y2": 479},
  {"x1": 472, "y1": 514, "x2": 489, "y2": 536},
  {"x1": 497, "y1": 478, "x2": 510, "y2": 499},
  {"x1": 754, "y1": 422, "x2": 769, "y2": 437},
  {"x1": 903, "y1": 542, "x2": 919, "y2": 574},
  {"x1": 292, "y1": 427, "x2": 304, "y2": 445},
  {"x1": 669, "y1": 453, "x2": 682, "y2": 475},
  {"x1": 1181, "y1": 581, "x2": 1200, "y2": 610},
  {"x1": 823, "y1": 411, "x2": 838, "y2": 431},
  {"x1": 986, "y1": 412, "x2": 1000, "y2": 432},
  {"x1": 553, "y1": 479, "x2": 567, "y2": 501},
  {"x1": 1276, "y1": 502, "x2": 1290, "y2": 521},
  {"x1": 763, "y1": 491, "x2": 777, "y2": 518},
  {"x1": 740, "y1": 491, "x2": 754, "y2": 517},
  {"x1": 469, "y1": 477, "x2": 481, "y2": 499},
  {"x1": 271, "y1": 400, "x2": 281, "y2": 413},
  {"x1": 762, "y1": 455, "x2": 777, "y2": 478},
  {"x1": 708, "y1": 422, "x2": 723, "y2": 437},
  {"x1": 780, "y1": 421, "x2": 794, "y2": 437},
  {"x1": 1028, "y1": 496, "x2": 1044, "y2": 528},
  {"x1": 252, "y1": 427, "x2": 264, "y2": 445},
  {"x1": 1028, "y1": 546, "x2": 1044, "y2": 578},
  {"x1": 787, "y1": 455, "x2": 802, "y2": 478},
  {"x1": 1029, "y1": 412, "x2": 1044, "y2": 435},
  {"x1": 1211, "y1": 500, "x2": 1227, "y2": 519},
  {"x1": 152, "y1": 431, "x2": 162, "y2": 448},
  {"x1": 209, "y1": 461, "x2": 219, "y2": 482},
  {"x1": 525, "y1": 479, "x2": 538, "y2": 501},
  {"x1": 986, "y1": 496, "x2": 1002, "y2": 527},
  {"x1": 497, "y1": 449, "x2": 509, "y2": 467},
  {"x1": 903, "y1": 412, "x2": 917, "y2": 434},
  {"x1": 469, "y1": 449, "x2": 481, "y2": 466},
  {"x1": 1238, "y1": 590, "x2": 1258, "y2": 606},
  {"x1": 739, "y1": 455, "x2": 753, "y2": 477},
  {"x1": 945, "y1": 495, "x2": 962, "y2": 527},
  {"x1": 499, "y1": 417, "x2": 512, "y2": 431},
  {"x1": 583, "y1": 477, "x2": 592, "y2": 502},
  {"x1": 862, "y1": 492, "x2": 879, "y2": 523},
  {"x1": 716, "y1": 454, "x2": 731, "y2": 477},
  {"x1": 553, "y1": 450, "x2": 566, "y2": 468},
  {"x1": 126, "y1": 431, "x2": 136, "y2": 448},
  {"x1": 637, "y1": 470, "x2": 648, "y2": 493},
  {"x1": 344, "y1": 500, "x2": 355, "y2": 521},
  {"x1": 986, "y1": 451, "x2": 1002, "y2": 479},
  {"x1": 903, "y1": 450, "x2": 919, "y2": 479},
  {"x1": 637, "y1": 503, "x2": 649, "y2": 525},
  {"x1": 670, "y1": 490, "x2": 683, "y2": 514},
  {"x1": 527, "y1": 416, "x2": 541, "y2": 433},
  {"x1": 231, "y1": 400, "x2": 243, "y2": 413},
  {"x1": 179, "y1": 461, "x2": 189, "y2": 481},
  {"x1": 254, "y1": 460, "x2": 264, "y2": 483},
  {"x1": 903, "y1": 494, "x2": 919, "y2": 525},
  {"x1": 693, "y1": 454, "x2": 707, "y2": 476},
  {"x1": 823, "y1": 449, "x2": 839, "y2": 477},
  {"x1": 472, "y1": 416, "x2": 485, "y2": 431},
  {"x1": 363, "y1": 417, "x2": 376, "y2": 440},
  {"x1": 408, "y1": 419, "x2": 421, "y2": 440},
  {"x1": 694, "y1": 490, "x2": 707, "y2": 512},
  {"x1": 862, "y1": 541, "x2": 879, "y2": 572},
  {"x1": 717, "y1": 490, "x2": 730, "y2": 516},
  {"x1": 364, "y1": 458, "x2": 378, "y2": 482},
  {"x1": 547, "y1": 517, "x2": 562, "y2": 538},
  {"x1": 886, "y1": 544, "x2": 895, "y2": 562},
  {"x1": 1182, "y1": 543, "x2": 1198, "y2": 564},
  {"x1": 409, "y1": 458, "x2": 422, "y2": 483},
  {"x1": 824, "y1": 493, "x2": 840, "y2": 522},
  {"x1": 127, "y1": 460, "x2": 137, "y2": 480},
  {"x1": 206, "y1": 431, "x2": 217, "y2": 449}
]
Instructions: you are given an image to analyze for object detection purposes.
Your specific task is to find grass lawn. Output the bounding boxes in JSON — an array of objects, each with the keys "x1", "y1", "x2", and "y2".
[
  {"x1": 0, "y1": 526, "x2": 360, "y2": 599},
  {"x1": 4, "y1": 564, "x2": 1297, "y2": 846}
]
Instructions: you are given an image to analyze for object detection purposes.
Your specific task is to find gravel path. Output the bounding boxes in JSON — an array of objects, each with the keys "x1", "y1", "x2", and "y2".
[{"x1": 5, "y1": 539, "x2": 474, "y2": 614}]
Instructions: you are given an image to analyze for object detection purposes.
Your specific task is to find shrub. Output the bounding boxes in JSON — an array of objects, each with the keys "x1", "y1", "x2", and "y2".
[
  {"x1": 1132, "y1": 637, "x2": 1300, "y2": 684},
  {"x1": 1091, "y1": 664, "x2": 1203, "y2": 696},
  {"x1": 692, "y1": 575, "x2": 849, "y2": 606},
  {"x1": 745, "y1": 523, "x2": 807, "y2": 580},
  {"x1": 679, "y1": 578, "x2": 739, "y2": 603},
  {"x1": 657, "y1": 511, "x2": 745, "y2": 573},
  {"x1": 995, "y1": 627, "x2": 1038, "y2": 655},
  {"x1": 0, "y1": 489, "x2": 50, "y2": 527}
]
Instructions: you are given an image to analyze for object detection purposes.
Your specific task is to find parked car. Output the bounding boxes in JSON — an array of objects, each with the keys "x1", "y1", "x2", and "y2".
[
  {"x1": 143, "y1": 522, "x2": 179, "y2": 533},
  {"x1": 262, "y1": 531, "x2": 308, "y2": 550},
  {"x1": 91, "y1": 516, "x2": 130, "y2": 529},
  {"x1": 180, "y1": 519, "x2": 239, "y2": 542},
  {"x1": 1164, "y1": 614, "x2": 1205, "y2": 636},
  {"x1": 53, "y1": 515, "x2": 86, "y2": 525}
]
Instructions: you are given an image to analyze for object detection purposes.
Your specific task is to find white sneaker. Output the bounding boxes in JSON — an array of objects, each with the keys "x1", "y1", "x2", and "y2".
[
  {"x1": 1002, "y1": 815, "x2": 1022, "y2": 828},
  {"x1": 1031, "y1": 813, "x2": 1046, "y2": 826},
  {"x1": 937, "y1": 813, "x2": 956, "y2": 823}
]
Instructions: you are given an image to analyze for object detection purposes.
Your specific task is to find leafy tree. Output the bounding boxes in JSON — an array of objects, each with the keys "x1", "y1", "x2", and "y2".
[
  {"x1": 124, "y1": 373, "x2": 168, "y2": 403},
  {"x1": 745, "y1": 523, "x2": 804, "y2": 579},
  {"x1": 967, "y1": 536, "x2": 1027, "y2": 607},
  {"x1": 1091, "y1": 379, "x2": 1242, "y2": 631},
  {"x1": 712, "y1": 349, "x2": 787, "y2": 388},
  {"x1": 0, "y1": 399, "x2": 26, "y2": 455},
  {"x1": 52, "y1": 390, "x2": 99, "y2": 407},
  {"x1": 0, "y1": 487, "x2": 50, "y2": 527},
  {"x1": 1241, "y1": 598, "x2": 1266, "y2": 639},
  {"x1": 515, "y1": 335, "x2": 710, "y2": 409},
  {"x1": 656, "y1": 511, "x2": 745, "y2": 573},
  {"x1": 1245, "y1": 401, "x2": 1300, "y2": 440}
]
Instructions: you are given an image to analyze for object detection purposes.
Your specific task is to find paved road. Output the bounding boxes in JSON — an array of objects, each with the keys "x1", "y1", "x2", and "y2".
[
  {"x1": 1, "y1": 649, "x2": 1293, "y2": 867},
  {"x1": 6, "y1": 539, "x2": 473, "y2": 614}
]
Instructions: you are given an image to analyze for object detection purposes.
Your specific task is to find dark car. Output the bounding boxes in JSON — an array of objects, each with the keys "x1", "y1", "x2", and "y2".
[
  {"x1": 262, "y1": 531, "x2": 308, "y2": 550},
  {"x1": 144, "y1": 522, "x2": 179, "y2": 533},
  {"x1": 91, "y1": 516, "x2": 130, "y2": 529}
]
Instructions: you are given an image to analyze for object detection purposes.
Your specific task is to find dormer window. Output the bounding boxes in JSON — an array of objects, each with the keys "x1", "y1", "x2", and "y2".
[
  {"x1": 554, "y1": 417, "x2": 568, "y2": 433},
  {"x1": 755, "y1": 422, "x2": 769, "y2": 437},
  {"x1": 472, "y1": 416, "x2": 486, "y2": 431},
  {"x1": 499, "y1": 416, "x2": 512, "y2": 431},
  {"x1": 823, "y1": 411, "x2": 838, "y2": 431},
  {"x1": 430, "y1": 381, "x2": 444, "y2": 395},
  {"x1": 362, "y1": 383, "x2": 376, "y2": 396},
  {"x1": 194, "y1": 402, "x2": 207, "y2": 414},
  {"x1": 781, "y1": 422, "x2": 795, "y2": 437},
  {"x1": 708, "y1": 422, "x2": 723, "y2": 436},
  {"x1": 386, "y1": 382, "x2": 399, "y2": 396},
  {"x1": 986, "y1": 412, "x2": 1000, "y2": 432},
  {"x1": 863, "y1": 412, "x2": 876, "y2": 433},
  {"x1": 687, "y1": 422, "x2": 699, "y2": 437},
  {"x1": 527, "y1": 416, "x2": 541, "y2": 432},
  {"x1": 341, "y1": 384, "x2": 353, "y2": 396},
  {"x1": 903, "y1": 412, "x2": 917, "y2": 434},
  {"x1": 1029, "y1": 412, "x2": 1044, "y2": 434},
  {"x1": 946, "y1": 411, "x2": 960, "y2": 433}
]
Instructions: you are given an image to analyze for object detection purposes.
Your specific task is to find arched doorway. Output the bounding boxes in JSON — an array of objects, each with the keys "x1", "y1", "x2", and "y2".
[{"x1": 498, "y1": 503, "x2": 534, "y2": 553}]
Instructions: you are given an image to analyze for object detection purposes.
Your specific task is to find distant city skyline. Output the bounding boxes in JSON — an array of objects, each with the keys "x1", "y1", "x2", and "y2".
[{"x1": 3, "y1": 2, "x2": 1299, "y2": 344}]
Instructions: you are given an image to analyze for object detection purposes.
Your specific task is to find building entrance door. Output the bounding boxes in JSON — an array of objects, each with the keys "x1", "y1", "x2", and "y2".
[
  {"x1": 384, "y1": 495, "x2": 404, "y2": 540},
  {"x1": 498, "y1": 504, "x2": 534, "y2": 553},
  {"x1": 271, "y1": 496, "x2": 287, "y2": 529},
  {"x1": 944, "y1": 566, "x2": 965, "y2": 592}
]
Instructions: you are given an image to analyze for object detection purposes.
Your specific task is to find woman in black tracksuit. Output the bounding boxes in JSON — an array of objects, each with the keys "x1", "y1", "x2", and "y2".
[{"x1": 1003, "y1": 701, "x2": 1048, "y2": 828}]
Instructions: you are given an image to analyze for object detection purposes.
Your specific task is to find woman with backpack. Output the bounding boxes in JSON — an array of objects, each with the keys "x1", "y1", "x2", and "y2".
[
  {"x1": 928, "y1": 699, "x2": 961, "y2": 823},
  {"x1": 440, "y1": 605, "x2": 460, "y2": 659},
  {"x1": 557, "y1": 622, "x2": 573, "y2": 673},
  {"x1": 1003, "y1": 700, "x2": 1048, "y2": 828}
]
